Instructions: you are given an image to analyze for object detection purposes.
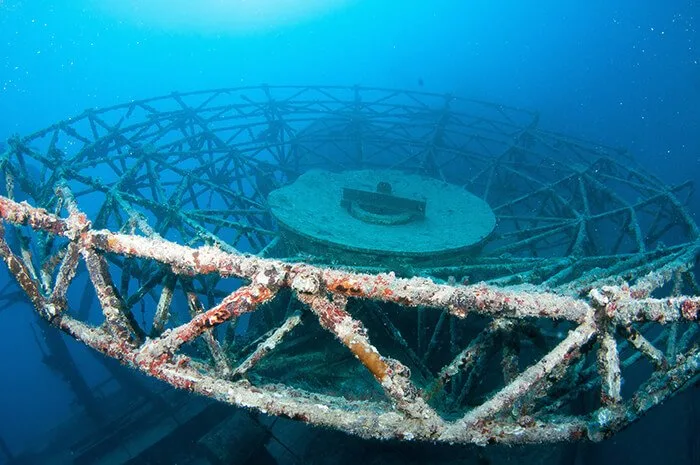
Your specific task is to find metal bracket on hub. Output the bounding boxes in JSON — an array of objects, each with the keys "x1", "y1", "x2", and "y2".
[{"x1": 341, "y1": 183, "x2": 426, "y2": 226}]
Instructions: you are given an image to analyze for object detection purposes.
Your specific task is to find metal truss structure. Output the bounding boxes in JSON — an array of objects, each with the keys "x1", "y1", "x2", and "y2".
[{"x1": 0, "y1": 85, "x2": 699, "y2": 446}]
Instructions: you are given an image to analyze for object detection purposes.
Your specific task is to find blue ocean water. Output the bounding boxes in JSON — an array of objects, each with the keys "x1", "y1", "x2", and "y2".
[{"x1": 0, "y1": 1, "x2": 698, "y2": 464}]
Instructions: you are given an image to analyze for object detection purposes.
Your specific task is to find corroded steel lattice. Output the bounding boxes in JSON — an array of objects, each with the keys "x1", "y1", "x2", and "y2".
[{"x1": 0, "y1": 85, "x2": 699, "y2": 445}]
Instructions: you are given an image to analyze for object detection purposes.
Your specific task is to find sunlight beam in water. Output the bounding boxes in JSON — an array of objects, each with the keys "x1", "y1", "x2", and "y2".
[{"x1": 96, "y1": 0, "x2": 357, "y2": 34}]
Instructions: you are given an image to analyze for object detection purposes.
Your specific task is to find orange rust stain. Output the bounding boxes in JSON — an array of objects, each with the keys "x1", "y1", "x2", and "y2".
[
  {"x1": 343, "y1": 335, "x2": 388, "y2": 381},
  {"x1": 681, "y1": 299, "x2": 698, "y2": 320},
  {"x1": 329, "y1": 278, "x2": 364, "y2": 296}
]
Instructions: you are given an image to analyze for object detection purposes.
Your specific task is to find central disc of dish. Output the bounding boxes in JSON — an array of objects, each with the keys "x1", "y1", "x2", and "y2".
[{"x1": 268, "y1": 170, "x2": 496, "y2": 263}]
